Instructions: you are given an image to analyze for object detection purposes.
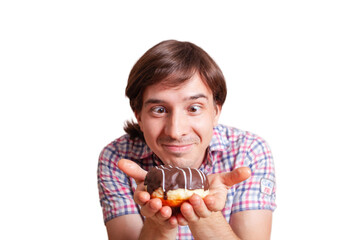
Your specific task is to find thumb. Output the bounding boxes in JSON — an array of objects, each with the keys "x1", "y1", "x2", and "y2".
[
  {"x1": 222, "y1": 167, "x2": 251, "y2": 187},
  {"x1": 117, "y1": 159, "x2": 147, "y2": 183}
]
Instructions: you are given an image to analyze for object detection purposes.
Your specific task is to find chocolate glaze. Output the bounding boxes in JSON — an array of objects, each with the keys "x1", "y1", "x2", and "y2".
[{"x1": 144, "y1": 165, "x2": 209, "y2": 199}]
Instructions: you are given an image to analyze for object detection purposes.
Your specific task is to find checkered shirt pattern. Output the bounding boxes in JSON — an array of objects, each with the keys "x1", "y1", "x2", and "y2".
[{"x1": 98, "y1": 124, "x2": 276, "y2": 239}]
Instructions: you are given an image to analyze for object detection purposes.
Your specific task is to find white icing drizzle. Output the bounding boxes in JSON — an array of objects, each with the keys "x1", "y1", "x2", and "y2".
[
  {"x1": 154, "y1": 165, "x2": 206, "y2": 191},
  {"x1": 201, "y1": 170, "x2": 206, "y2": 179},
  {"x1": 187, "y1": 167, "x2": 192, "y2": 188},
  {"x1": 176, "y1": 167, "x2": 187, "y2": 189},
  {"x1": 194, "y1": 168, "x2": 204, "y2": 188},
  {"x1": 200, "y1": 171, "x2": 207, "y2": 188}
]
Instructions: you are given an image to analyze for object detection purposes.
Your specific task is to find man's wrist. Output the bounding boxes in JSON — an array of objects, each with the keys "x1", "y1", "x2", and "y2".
[
  {"x1": 139, "y1": 217, "x2": 178, "y2": 240},
  {"x1": 188, "y1": 211, "x2": 239, "y2": 240}
]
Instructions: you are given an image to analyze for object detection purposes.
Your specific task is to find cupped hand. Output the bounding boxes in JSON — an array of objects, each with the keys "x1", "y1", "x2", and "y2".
[
  {"x1": 205, "y1": 167, "x2": 251, "y2": 211},
  {"x1": 177, "y1": 167, "x2": 251, "y2": 224},
  {"x1": 117, "y1": 159, "x2": 178, "y2": 229}
]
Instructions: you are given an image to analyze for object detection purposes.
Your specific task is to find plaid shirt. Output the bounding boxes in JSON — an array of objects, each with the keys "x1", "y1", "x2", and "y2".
[{"x1": 98, "y1": 124, "x2": 276, "y2": 239}]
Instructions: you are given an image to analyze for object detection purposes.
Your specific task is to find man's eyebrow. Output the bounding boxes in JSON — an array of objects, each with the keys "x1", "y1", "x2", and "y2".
[
  {"x1": 143, "y1": 94, "x2": 208, "y2": 106},
  {"x1": 186, "y1": 93, "x2": 208, "y2": 101},
  {"x1": 144, "y1": 98, "x2": 165, "y2": 106}
]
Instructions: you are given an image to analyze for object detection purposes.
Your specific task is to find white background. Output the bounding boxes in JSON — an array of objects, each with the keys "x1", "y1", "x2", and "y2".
[{"x1": 1, "y1": 1, "x2": 359, "y2": 239}]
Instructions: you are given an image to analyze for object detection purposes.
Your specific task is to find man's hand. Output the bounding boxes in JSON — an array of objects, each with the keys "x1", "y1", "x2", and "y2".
[
  {"x1": 177, "y1": 167, "x2": 251, "y2": 225},
  {"x1": 117, "y1": 159, "x2": 178, "y2": 230},
  {"x1": 206, "y1": 167, "x2": 251, "y2": 211},
  {"x1": 118, "y1": 159, "x2": 251, "y2": 227}
]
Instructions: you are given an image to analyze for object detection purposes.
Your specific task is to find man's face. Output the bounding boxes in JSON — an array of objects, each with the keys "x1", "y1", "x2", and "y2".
[{"x1": 136, "y1": 73, "x2": 221, "y2": 168}]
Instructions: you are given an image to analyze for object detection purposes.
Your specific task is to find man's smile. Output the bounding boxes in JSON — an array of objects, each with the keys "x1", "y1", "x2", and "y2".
[{"x1": 161, "y1": 143, "x2": 194, "y2": 154}]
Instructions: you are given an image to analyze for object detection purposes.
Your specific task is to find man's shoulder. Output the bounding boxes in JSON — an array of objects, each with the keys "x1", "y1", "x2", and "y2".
[
  {"x1": 100, "y1": 134, "x2": 152, "y2": 160},
  {"x1": 212, "y1": 124, "x2": 269, "y2": 150}
]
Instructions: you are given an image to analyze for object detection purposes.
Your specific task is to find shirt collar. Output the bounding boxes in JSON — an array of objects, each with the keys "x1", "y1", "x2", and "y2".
[
  {"x1": 138, "y1": 142, "x2": 153, "y2": 159},
  {"x1": 209, "y1": 124, "x2": 230, "y2": 152}
]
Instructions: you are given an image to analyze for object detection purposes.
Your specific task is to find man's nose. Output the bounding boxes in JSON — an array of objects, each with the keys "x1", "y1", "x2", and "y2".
[{"x1": 164, "y1": 110, "x2": 189, "y2": 139}]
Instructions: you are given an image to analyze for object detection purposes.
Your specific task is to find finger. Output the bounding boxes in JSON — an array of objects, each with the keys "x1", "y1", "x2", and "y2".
[
  {"x1": 168, "y1": 215, "x2": 180, "y2": 228},
  {"x1": 188, "y1": 194, "x2": 211, "y2": 218},
  {"x1": 140, "y1": 198, "x2": 162, "y2": 218},
  {"x1": 133, "y1": 187, "x2": 150, "y2": 206},
  {"x1": 117, "y1": 159, "x2": 147, "y2": 183},
  {"x1": 180, "y1": 202, "x2": 200, "y2": 222},
  {"x1": 154, "y1": 206, "x2": 173, "y2": 221},
  {"x1": 204, "y1": 194, "x2": 224, "y2": 212},
  {"x1": 222, "y1": 167, "x2": 251, "y2": 187},
  {"x1": 176, "y1": 213, "x2": 189, "y2": 226}
]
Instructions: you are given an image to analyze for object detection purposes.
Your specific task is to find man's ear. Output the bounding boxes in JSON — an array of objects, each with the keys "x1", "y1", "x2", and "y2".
[
  {"x1": 135, "y1": 111, "x2": 143, "y2": 131},
  {"x1": 213, "y1": 104, "x2": 222, "y2": 127}
]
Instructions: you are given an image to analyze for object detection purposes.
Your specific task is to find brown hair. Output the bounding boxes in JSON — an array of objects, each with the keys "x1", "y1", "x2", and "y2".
[{"x1": 124, "y1": 40, "x2": 227, "y2": 140}]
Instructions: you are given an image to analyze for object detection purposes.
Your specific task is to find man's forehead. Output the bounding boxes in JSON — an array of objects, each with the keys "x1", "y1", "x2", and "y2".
[{"x1": 144, "y1": 73, "x2": 212, "y2": 97}]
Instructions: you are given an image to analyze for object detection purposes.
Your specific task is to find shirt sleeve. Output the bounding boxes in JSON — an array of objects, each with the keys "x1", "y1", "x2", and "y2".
[
  {"x1": 232, "y1": 135, "x2": 277, "y2": 213},
  {"x1": 97, "y1": 145, "x2": 140, "y2": 223}
]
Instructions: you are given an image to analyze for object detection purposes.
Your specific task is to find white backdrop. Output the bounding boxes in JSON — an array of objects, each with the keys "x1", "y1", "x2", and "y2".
[{"x1": 1, "y1": 1, "x2": 359, "y2": 239}]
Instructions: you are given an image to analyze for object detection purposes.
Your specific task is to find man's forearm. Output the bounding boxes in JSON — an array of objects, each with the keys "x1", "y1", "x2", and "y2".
[
  {"x1": 188, "y1": 211, "x2": 240, "y2": 240},
  {"x1": 139, "y1": 218, "x2": 178, "y2": 240}
]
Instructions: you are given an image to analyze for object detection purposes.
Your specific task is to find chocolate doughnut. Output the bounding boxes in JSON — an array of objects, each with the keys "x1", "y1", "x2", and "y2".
[{"x1": 144, "y1": 165, "x2": 210, "y2": 207}]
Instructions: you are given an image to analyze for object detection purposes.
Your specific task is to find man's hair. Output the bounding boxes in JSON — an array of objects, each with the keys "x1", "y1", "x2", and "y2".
[{"x1": 124, "y1": 40, "x2": 227, "y2": 140}]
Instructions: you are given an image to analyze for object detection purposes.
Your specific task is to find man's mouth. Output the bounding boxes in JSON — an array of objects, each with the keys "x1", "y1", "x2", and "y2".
[{"x1": 162, "y1": 143, "x2": 194, "y2": 153}]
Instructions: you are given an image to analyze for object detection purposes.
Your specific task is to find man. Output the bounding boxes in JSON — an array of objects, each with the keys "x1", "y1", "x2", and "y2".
[{"x1": 98, "y1": 40, "x2": 276, "y2": 239}]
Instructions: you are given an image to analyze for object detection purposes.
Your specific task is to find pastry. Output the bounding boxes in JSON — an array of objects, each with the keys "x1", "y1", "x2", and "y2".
[{"x1": 144, "y1": 165, "x2": 210, "y2": 207}]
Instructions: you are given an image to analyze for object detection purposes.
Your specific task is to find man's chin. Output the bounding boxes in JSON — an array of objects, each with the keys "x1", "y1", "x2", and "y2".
[{"x1": 160, "y1": 155, "x2": 201, "y2": 168}]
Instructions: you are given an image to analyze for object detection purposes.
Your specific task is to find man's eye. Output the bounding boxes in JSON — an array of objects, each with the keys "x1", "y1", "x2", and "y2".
[
  {"x1": 151, "y1": 106, "x2": 167, "y2": 114},
  {"x1": 189, "y1": 105, "x2": 201, "y2": 113}
]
